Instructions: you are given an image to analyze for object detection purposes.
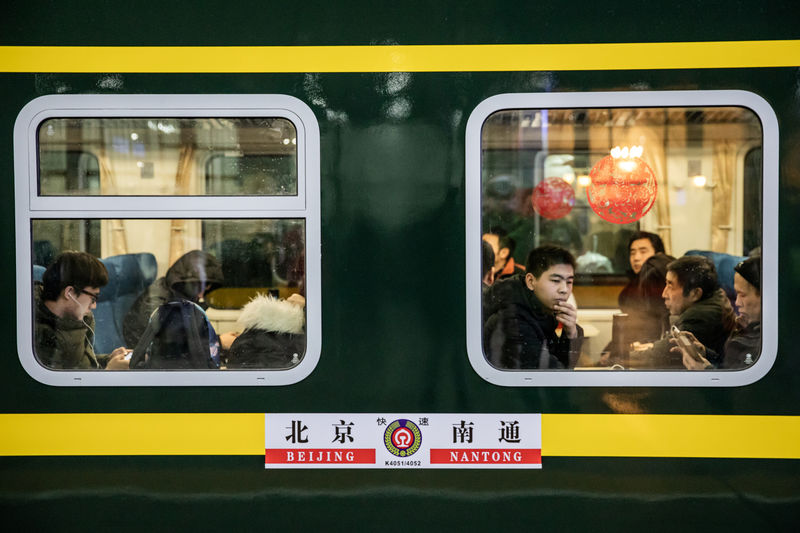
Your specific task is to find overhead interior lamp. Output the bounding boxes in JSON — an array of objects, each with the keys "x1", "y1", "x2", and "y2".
[
  {"x1": 586, "y1": 145, "x2": 657, "y2": 224},
  {"x1": 688, "y1": 159, "x2": 709, "y2": 188}
]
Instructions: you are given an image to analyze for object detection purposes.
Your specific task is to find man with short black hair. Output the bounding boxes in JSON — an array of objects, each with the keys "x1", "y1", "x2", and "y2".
[
  {"x1": 482, "y1": 228, "x2": 525, "y2": 281},
  {"x1": 481, "y1": 239, "x2": 495, "y2": 288},
  {"x1": 483, "y1": 245, "x2": 583, "y2": 369},
  {"x1": 634, "y1": 255, "x2": 735, "y2": 368},
  {"x1": 35, "y1": 251, "x2": 130, "y2": 370},
  {"x1": 676, "y1": 255, "x2": 761, "y2": 370}
]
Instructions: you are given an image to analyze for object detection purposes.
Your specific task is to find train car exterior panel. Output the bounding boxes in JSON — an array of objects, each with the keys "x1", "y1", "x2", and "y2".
[{"x1": 2, "y1": 1, "x2": 800, "y2": 530}]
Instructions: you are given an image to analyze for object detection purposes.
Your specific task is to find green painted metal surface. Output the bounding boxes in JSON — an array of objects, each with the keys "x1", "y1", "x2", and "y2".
[{"x1": 2, "y1": 0, "x2": 800, "y2": 529}]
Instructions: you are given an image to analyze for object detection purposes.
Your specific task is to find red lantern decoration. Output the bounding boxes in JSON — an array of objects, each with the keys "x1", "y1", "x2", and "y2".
[
  {"x1": 586, "y1": 148, "x2": 657, "y2": 224},
  {"x1": 531, "y1": 177, "x2": 575, "y2": 220}
]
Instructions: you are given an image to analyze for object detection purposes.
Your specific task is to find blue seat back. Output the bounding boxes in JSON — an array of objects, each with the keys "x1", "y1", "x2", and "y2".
[
  {"x1": 33, "y1": 265, "x2": 46, "y2": 282},
  {"x1": 685, "y1": 250, "x2": 746, "y2": 308},
  {"x1": 93, "y1": 253, "x2": 158, "y2": 354}
]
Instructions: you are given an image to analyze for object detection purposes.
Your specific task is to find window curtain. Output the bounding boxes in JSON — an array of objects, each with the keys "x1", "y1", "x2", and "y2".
[
  {"x1": 168, "y1": 145, "x2": 195, "y2": 266},
  {"x1": 97, "y1": 150, "x2": 129, "y2": 257},
  {"x1": 710, "y1": 140, "x2": 737, "y2": 252},
  {"x1": 624, "y1": 125, "x2": 671, "y2": 256}
]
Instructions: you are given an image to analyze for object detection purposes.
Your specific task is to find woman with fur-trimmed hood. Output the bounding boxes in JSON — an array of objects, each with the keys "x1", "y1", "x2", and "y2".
[{"x1": 227, "y1": 293, "x2": 306, "y2": 369}]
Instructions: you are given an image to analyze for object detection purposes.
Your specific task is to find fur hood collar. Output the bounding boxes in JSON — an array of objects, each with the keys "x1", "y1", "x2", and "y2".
[{"x1": 237, "y1": 294, "x2": 305, "y2": 334}]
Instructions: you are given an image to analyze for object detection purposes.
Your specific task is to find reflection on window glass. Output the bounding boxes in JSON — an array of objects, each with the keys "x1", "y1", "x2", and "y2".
[
  {"x1": 32, "y1": 219, "x2": 306, "y2": 371},
  {"x1": 481, "y1": 106, "x2": 762, "y2": 371},
  {"x1": 203, "y1": 219, "x2": 305, "y2": 308},
  {"x1": 39, "y1": 150, "x2": 100, "y2": 195},
  {"x1": 38, "y1": 118, "x2": 297, "y2": 196},
  {"x1": 206, "y1": 154, "x2": 297, "y2": 196}
]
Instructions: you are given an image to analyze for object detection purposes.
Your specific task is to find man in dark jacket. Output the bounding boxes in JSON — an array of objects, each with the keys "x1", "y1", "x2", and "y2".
[
  {"x1": 123, "y1": 250, "x2": 223, "y2": 347},
  {"x1": 483, "y1": 245, "x2": 583, "y2": 369},
  {"x1": 35, "y1": 251, "x2": 130, "y2": 370},
  {"x1": 632, "y1": 255, "x2": 736, "y2": 368},
  {"x1": 676, "y1": 255, "x2": 761, "y2": 370}
]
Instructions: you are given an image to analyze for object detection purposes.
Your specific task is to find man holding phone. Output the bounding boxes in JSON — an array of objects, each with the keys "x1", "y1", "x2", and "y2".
[
  {"x1": 632, "y1": 255, "x2": 736, "y2": 368},
  {"x1": 672, "y1": 256, "x2": 761, "y2": 370},
  {"x1": 34, "y1": 251, "x2": 130, "y2": 370}
]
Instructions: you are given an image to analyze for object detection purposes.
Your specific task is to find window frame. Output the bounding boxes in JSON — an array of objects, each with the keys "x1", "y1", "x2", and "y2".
[
  {"x1": 465, "y1": 90, "x2": 778, "y2": 387},
  {"x1": 15, "y1": 94, "x2": 321, "y2": 386}
]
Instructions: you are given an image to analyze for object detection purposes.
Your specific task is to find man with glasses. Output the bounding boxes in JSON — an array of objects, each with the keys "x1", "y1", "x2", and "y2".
[{"x1": 35, "y1": 251, "x2": 130, "y2": 369}]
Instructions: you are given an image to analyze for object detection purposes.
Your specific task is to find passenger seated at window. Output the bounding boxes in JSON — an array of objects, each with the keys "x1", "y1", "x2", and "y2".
[
  {"x1": 632, "y1": 255, "x2": 735, "y2": 368},
  {"x1": 602, "y1": 232, "x2": 675, "y2": 362},
  {"x1": 673, "y1": 256, "x2": 761, "y2": 370},
  {"x1": 34, "y1": 251, "x2": 130, "y2": 370},
  {"x1": 481, "y1": 239, "x2": 495, "y2": 289},
  {"x1": 129, "y1": 298, "x2": 221, "y2": 370},
  {"x1": 123, "y1": 250, "x2": 224, "y2": 348},
  {"x1": 482, "y1": 227, "x2": 525, "y2": 281},
  {"x1": 227, "y1": 293, "x2": 306, "y2": 369},
  {"x1": 483, "y1": 245, "x2": 583, "y2": 369}
]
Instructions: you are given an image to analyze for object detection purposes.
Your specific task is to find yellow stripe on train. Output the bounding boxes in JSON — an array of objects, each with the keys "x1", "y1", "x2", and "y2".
[
  {"x1": 2, "y1": 413, "x2": 799, "y2": 458},
  {"x1": 0, "y1": 40, "x2": 799, "y2": 73}
]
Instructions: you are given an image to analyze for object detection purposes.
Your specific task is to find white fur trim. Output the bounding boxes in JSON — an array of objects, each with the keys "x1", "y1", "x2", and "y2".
[{"x1": 236, "y1": 294, "x2": 305, "y2": 334}]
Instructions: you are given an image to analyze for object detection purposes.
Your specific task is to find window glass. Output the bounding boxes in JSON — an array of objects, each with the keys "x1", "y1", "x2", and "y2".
[
  {"x1": 39, "y1": 150, "x2": 100, "y2": 194},
  {"x1": 38, "y1": 118, "x2": 298, "y2": 196},
  {"x1": 205, "y1": 154, "x2": 297, "y2": 196},
  {"x1": 31, "y1": 218, "x2": 306, "y2": 371},
  {"x1": 202, "y1": 219, "x2": 306, "y2": 309},
  {"x1": 469, "y1": 92, "x2": 774, "y2": 386}
]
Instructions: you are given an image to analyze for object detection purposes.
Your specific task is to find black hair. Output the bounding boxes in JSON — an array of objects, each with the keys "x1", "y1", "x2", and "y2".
[
  {"x1": 481, "y1": 240, "x2": 495, "y2": 279},
  {"x1": 734, "y1": 255, "x2": 761, "y2": 293},
  {"x1": 627, "y1": 231, "x2": 665, "y2": 254},
  {"x1": 525, "y1": 245, "x2": 576, "y2": 278},
  {"x1": 483, "y1": 226, "x2": 517, "y2": 260},
  {"x1": 482, "y1": 223, "x2": 506, "y2": 237},
  {"x1": 41, "y1": 251, "x2": 109, "y2": 301},
  {"x1": 498, "y1": 234, "x2": 516, "y2": 256},
  {"x1": 666, "y1": 255, "x2": 718, "y2": 300}
]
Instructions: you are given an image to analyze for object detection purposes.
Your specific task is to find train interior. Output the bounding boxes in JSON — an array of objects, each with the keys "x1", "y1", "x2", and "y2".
[
  {"x1": 481, "y1": 105, "x2": 762, "y2": 364},
  {"x1": 32, "y1": 117, "x2": 307, "y2": 368}
]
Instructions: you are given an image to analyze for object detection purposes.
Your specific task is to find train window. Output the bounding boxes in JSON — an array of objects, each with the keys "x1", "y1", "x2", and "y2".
[
  {"x1": 38, "y1": 118, "x2": 298, "y2": 197},
  {"x1": 15, "y1": 94, "x2": 320, "y2": 386},
  {"x1": 466, "y1": 91, "x2": 777, "y2": 386}
]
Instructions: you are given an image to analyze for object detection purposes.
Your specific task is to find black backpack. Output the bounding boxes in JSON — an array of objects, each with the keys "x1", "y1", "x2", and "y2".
[{"x1": 130, "y1": 300, "x2": 221, "y2": 369}]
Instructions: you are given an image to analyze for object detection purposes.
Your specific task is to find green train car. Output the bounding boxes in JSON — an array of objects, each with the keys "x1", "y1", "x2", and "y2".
[{"x1": 2, "y1": 1, "x2": 799, "y2": 530}]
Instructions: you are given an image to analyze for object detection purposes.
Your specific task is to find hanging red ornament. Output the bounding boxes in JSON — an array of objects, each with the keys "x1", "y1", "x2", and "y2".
[
  {"x1": 586, "y1": 146, "x2": 657, "y2": 224},
  {"x1": 531, "y1": 177, "x2": 575, "y2": 220}
]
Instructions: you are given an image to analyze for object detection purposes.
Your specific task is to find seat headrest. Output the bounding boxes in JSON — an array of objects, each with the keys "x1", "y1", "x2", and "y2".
[{"x1": 98, "y1": 253, "x2": 158, "y2": 302}]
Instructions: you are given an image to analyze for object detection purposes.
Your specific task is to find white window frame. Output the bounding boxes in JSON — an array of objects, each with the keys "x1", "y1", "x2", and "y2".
[
  {"x1": 465, "y1": 90, "x2": 778, "y2": 387},
  {"x1": 15, "y1": 94, "x2": 321, "y2": 386}
]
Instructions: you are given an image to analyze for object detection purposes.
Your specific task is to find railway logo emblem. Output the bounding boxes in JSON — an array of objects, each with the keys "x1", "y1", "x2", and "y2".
[{"x1": 384, "y1": 419, "x2": 422, "y2": 457}]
